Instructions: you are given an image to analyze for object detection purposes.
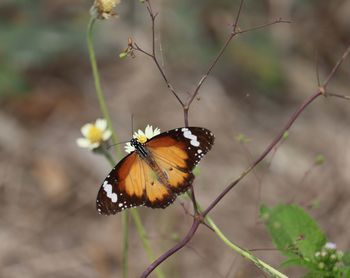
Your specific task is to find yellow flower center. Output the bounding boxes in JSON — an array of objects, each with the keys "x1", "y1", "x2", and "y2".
[
  {"x1": 87, "y1": 126, "x2": 103, "y2": 144},
  {"x1": 137, "y1": 135, "x2": 148, "y2": 144}
]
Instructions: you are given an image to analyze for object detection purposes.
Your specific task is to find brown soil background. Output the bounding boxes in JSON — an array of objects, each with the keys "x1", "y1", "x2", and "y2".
[{"x1": 1, "y1": 1, "x2": 350, "y2": 277}]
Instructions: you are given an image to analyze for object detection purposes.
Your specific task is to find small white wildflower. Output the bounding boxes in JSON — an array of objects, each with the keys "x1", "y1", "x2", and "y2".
[
  {"x1": 315, "y1": 251, "x2": 321, "y2": 258},
  {"x1": 325, "y1": 242, "x2": 337, "y2": 250},
  {"x1": 337, "y1": 251, "x2": 344, "y2": 259},
  {"x1": 76, "y1": 118, "x2": 112, "y2": 150},
  {"x1": 124, "y1": 125, "x2": 161, "y2": 153}
]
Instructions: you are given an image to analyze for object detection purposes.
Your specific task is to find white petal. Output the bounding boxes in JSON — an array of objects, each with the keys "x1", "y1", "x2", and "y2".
[
  {"x1": 76, "y1": 138, "x2": 91, "y2": 148},
  {"x1": 102, "y1": 130, "x2": 112, "y2": 140},
  {"x1": 81, "y1": 124, "x2": 93, "y2": 137},
  {"x1": 88, "y1": 142, "x2": 100, "y2": 150},
  {"x1": 145, "y1": 125, "x2": 153, "y2": 138},
  {"x1": 95, "y1": 118, "x2": 107, "y2": 130},
  {"x1": 134, "y1": 129, "x2": 145, "y2": 138},
  {"x1": 124, "y1": 142, "x2": 135, "y2": 153},
  {"x1": 153, "y1": 127, "x2": 161, "y2": 136}
]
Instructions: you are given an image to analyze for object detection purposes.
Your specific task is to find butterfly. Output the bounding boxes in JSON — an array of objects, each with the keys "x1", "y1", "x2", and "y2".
[{"x1": 96, "y1": 127, "x2": 215, "y2": 215}]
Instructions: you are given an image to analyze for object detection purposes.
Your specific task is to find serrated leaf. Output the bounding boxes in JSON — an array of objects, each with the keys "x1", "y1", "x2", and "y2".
[{"x1": 260, "y1": 204, "x2": 326, "y2": 261}]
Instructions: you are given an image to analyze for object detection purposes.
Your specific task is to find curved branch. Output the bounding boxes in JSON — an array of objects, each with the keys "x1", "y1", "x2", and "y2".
[{"x1": 141, "y1": 43, "x2": 350, "y2": 277}]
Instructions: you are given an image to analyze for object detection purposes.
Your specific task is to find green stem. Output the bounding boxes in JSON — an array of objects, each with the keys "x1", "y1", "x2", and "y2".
[
  {"x1": 122, "y1": 210, "x2": 130, "y2": 278},
  {"x1": 86, "y1": 17, "x2": 121, "y2": 159},
  {"x1": 206, "y1": 217, "x2": 287, "y2": 278},
  {"x1": 131, "y1": 209, "x2": 165, "y2": 278},
  {"x1": 193, "y1": 199, "x2": 286, "y2": 278},
  {"x1": 87, "y1": 16, "x2": 164, "y2": 278},
  {"x1": 102, "y1": 152, "x2": 165, "y2": 278},
  {"x1": 87, "y1": 17, "x2": 128, "y2": 278}
]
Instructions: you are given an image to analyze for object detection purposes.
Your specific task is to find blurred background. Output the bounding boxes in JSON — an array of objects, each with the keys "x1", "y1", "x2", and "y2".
[{"x1": 1, "y1": 0, "x2": 350, "y2": 277}]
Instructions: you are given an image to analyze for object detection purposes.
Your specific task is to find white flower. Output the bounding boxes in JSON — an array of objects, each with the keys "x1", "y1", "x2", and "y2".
[
  {"x1": 325, "y1": 242, "x2": 337, "y2": 250},
  {"x1": 76, "y1": 118, "x2": 112, "y2": 150},
  {"x1": 124, "y1": 125, "x2": 161, "y2": 153}
]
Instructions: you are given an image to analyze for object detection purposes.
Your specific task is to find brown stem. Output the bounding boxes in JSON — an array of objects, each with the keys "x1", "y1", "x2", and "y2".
[
  {"x1": 141, "y1": 42, "x2": 350, "y2": 276},
  {"x1": 141, "y1": 91, "x2": 323, "y2": 277},
  {"x1": 202, "y1": 90, "x2": 322, "y2": 216}
]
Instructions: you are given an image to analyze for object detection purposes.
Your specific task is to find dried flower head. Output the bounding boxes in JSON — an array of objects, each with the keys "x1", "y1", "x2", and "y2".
[{"x1": 90, "y1": 0, "x2": 120, "y2": 20}]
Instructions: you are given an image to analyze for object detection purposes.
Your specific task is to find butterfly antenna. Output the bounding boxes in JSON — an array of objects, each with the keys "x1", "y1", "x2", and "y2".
[
  {"x1": 131, "y1": 113, "x2": 134, "y2": 137},
  {"x1": 107, "y1": 140, "x2": 129, "y2": 150}
]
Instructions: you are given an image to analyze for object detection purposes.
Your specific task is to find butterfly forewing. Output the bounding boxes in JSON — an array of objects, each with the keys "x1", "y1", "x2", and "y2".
[
  {"x1": 96, "y1": 127, "x2": 215, "y2": 215},
  {"x1": 146, "y1": 127, "x2": 215, "y2": 170},
  {"x1": 97, "y1": 153, "x2": 145, "y2": 215},
  {"x1": 146, "y1": 127, "x2": 214, "y2": 194}
]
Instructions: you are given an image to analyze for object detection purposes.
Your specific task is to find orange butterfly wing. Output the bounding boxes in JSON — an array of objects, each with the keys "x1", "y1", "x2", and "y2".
[
  {"x1": 96, "y1": 152, "x2": 175, "y2": 215},
  {"x1": 146, "y1": 127, "x2": 214, "y2": 194}
]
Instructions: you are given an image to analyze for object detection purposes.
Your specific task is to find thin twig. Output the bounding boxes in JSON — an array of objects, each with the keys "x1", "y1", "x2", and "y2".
[
  {"x1": 135, "y1": 0, "x2": 184, "y2": 106},
  {"x1": 185, "y1": 17, "x2": 290, "y2": 112},
  {"x1": 322, "y1": 45, "x2": 350, "y2": 89},
  {"x1": 326, "y1": 92, "x2": 350, "y2": 100},
  {"x1": 235, "y1": 19, "x2": 291, "y2": 35}
]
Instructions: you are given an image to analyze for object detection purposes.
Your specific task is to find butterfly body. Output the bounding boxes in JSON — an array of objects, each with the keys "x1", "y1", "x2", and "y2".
[
  {"x1": 130, "y1": 138, "x2": 170, "y2": 187},
  {"x1": 97, "y1": 127, "x2": 215, "y2": 215}
]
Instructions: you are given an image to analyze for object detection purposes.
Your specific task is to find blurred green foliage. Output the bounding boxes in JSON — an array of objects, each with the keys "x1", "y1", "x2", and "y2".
[
  {"x1": 0, "y1": 0, "x2": 87, "y2": 97},
  {"x1": 165, "y1": 0, "x2": 286, "y2": 97}
]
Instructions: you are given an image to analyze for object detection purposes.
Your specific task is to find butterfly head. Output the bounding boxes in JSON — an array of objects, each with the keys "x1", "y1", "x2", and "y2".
[
  {"x1": 130, "y1": 137, "x2": 148, "y2": 157},
  {"x1": 130, "y1": 137, "x2": 145, "y2": 148}
]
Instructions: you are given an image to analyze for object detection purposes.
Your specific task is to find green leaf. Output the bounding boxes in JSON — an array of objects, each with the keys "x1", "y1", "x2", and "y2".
[
  {"x1": 281, "y1": 257, "x2": 316, "y2": 268},
  {"x1": 340, "y1": 266, "x2": 350, "y2": 277},
  {"x1": 260, "y1": 204, "x2": 326, "y2": 261},
  {"x1": 343, "y1": 251, "x2": 350, "y2": 266},
  {"x1": 282, "y1": 131, "x2": 289, "y2": 140},
  {"x1": 235, "y1": 133, "x2": 251, "y2": 144},
  {"x1": 315, "y1": 154, "x2": 325, "y2": 165},
  {"x1": 119, "y1": 52, "x2": 128, "y2": 58}
]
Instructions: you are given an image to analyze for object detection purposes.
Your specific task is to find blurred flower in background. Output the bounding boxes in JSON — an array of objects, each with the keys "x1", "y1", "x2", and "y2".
[
  {"x1": 90, "y1": 0, "x2": 120, "y2": 20},
  {"x1": 76, "y1": 118, "x2": 112, "y2": 150}
]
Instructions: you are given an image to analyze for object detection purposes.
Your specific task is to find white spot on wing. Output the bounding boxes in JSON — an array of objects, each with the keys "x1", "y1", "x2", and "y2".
[
  {"x1": 103, "y1": 181, "x2": 118, "y2": 203},
  {"x1": 183, "y1": 130, "x2": 200, "y2": 147}
]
